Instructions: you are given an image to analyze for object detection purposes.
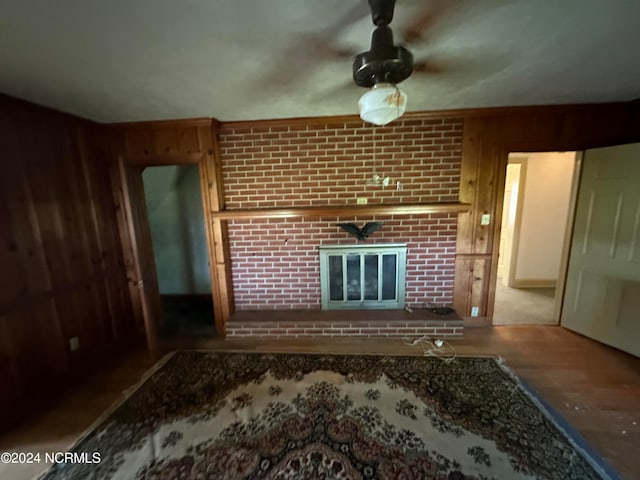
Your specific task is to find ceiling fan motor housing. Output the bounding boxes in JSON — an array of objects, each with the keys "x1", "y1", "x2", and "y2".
[{"x1": 353, "y1": 25, "x2": 413, "y2": 88}]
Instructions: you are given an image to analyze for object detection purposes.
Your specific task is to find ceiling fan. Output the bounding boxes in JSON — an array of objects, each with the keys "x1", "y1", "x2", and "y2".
[
  {"x1": 256, "y1": 0, "x2": 463, "y2": 119},
  {"x1": 352, "y1": 0, "x2": 458, "y2": 125},
  {"x1": 353, "y1": 0, "x2": 414, "y2": 125}
]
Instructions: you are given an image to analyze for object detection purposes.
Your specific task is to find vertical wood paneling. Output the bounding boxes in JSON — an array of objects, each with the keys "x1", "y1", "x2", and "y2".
[
  {"x1": 453, "y1": 103, "x2": 640, "y2": 319},
  {"x1": 178, "y1": 126, "x2": 200, "y2": 153},
  {"x1": 456, "y1": 117, "x2": 481, "y2": 256},
  {"x1": 124, "y1": 128, "x2": 151, "y2": 156},
  {"x1": 151, "y1": 128, "x2": 179, "y2": 154},
  {"x1": 0, "y1": 95, "x2": 136, "y2": 430},
  {"x1": 0, "y1": 114, "x2": 34, "y2": 305}
]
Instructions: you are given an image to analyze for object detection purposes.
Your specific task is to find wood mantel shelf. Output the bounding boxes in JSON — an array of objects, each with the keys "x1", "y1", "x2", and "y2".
[{"x1": 210, "y1": 202, "x2": 471, "y2": 220}]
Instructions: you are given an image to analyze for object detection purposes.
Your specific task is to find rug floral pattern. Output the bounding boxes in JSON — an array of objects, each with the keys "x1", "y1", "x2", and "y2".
[{"x1": 40, "y1": 352, "x2": 607, "y2": 479}]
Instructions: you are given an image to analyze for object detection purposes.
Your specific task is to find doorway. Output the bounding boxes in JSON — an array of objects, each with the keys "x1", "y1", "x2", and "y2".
[
  {"x1": 142, "y1": 165, "x2": 215, "y2": 337},
  {"x1": 493, "y1": 151, "x2": 578, "y2": 325}
]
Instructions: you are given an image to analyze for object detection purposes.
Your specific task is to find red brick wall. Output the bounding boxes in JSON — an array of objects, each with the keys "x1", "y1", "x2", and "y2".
[{"x1": 219, "y1": 117, "x2": 463, "y2": 309}]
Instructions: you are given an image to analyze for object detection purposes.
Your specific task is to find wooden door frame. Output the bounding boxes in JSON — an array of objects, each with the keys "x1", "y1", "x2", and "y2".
[
  {"x1": 117, "y1": 152, "x2": 225, "y2": 347},
  {"x1": 488, "y1": 144, "x2": 582, "y2": 322},
  {"x1": 499, "y1": 157, "x2": 528, "y2": 288},
  {"x1": 552, "y1": 152, "x2": 582, "y2": 322}
]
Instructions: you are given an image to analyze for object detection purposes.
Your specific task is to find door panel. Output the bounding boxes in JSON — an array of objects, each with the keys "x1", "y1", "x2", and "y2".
[
  {"x1": 117, "y1": 158, "x2": 161, "y2": 355},
  {"x1": 630, "y1": 204, "x2": 640, "y2": 263},
  {"x1": 581, "y1": 189, "x2": 623, "y2": 258},
  {"x1": 561, "y1": 143, "x2": 640, "y2": 356}
]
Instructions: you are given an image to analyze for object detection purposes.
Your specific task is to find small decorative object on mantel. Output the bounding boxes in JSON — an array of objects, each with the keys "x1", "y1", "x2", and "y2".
[{"x1": 337, "y1": 222, "x2": 384, "y2": 241}]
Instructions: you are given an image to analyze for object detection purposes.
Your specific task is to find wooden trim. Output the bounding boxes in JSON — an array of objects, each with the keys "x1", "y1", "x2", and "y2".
[
  {"x1": 219, "y1": 102, "x2": 631, "y2": 130},
  {"x1": 121, "y1": 153, "x2": 201, "y2": 166},
  {"x1": 503, "y1": 157, "x2": 528, "y2": 288},
  {"x1": 198, "y1": 123, "x2": 234, "y2": 334},
  {"x1": 486, "y1": 146, "x2": 512, "y2": 320},
  {"x1": 199, "y1": 153, "x2": 234, "y2": 335},
  {"x1": 92, "y1": 101, "x2": 634, "y2": 133},
  {"x1": 554, "y1": 151, "x2": 582, "y2": 322},
  {"x1": 211, "y1": 203, "x2": 471, "y2": 220},
  {"x1": 108, "y1": 118, "x2": 212, "y2": 128},
  {"x1": 221, "y1": 112, "x2": 464, "y2": 130}
]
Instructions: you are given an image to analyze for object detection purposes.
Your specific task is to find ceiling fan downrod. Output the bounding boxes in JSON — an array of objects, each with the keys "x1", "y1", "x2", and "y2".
[{"x1": 353, "y1": 0, "x2": 413, "y2": 88}]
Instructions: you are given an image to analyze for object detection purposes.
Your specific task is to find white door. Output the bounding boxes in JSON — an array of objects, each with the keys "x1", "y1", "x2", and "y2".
[{"x1": 560, "y1": 143, "x2": 640, "y2": 356}]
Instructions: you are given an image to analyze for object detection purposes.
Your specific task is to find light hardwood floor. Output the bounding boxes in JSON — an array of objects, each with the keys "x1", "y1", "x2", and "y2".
[{"x1": 1, "y1": 326, "x2": 638, "y2": 479}]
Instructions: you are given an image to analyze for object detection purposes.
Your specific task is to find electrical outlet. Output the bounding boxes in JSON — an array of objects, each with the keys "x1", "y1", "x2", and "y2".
[
  {"x1": 356, "y1": 197, "x2": 368, "y2": 205},
  {"x1": 481, "y1": 214, "x2": 491, "y2": 226},
  {"x1": 69, "y1": 336, "x2": 79, "y2": 352},
  {"x1": 471, "y1": 306, "x2": 479, "y2": 317}
]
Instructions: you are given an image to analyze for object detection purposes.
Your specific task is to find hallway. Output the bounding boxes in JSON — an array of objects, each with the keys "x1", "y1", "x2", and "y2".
[{"x1": 493, "y1": 278, "x2": 557, "y2": 325}]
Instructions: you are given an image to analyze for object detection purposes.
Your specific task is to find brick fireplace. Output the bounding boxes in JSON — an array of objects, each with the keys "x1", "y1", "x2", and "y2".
[{"x1": 220, "y1": 116, "x2": 464, "y2": 337}]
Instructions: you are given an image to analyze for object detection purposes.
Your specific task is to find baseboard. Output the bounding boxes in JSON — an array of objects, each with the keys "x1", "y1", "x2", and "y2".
[
  {"x1": 509, "y1": 279, "x2": 557, "y2": 288},
  {"x1": 463, "y1": 316, "x2": 491, "y2": 328}
]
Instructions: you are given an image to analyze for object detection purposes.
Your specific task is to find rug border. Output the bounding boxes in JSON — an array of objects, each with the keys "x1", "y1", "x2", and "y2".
[
  {"x1": 35, "y1": 350, "x2": 618, "y2": 480},
  {"x1": 34, "y1": 351, "x2": 178, "y2": 480},
  {"x1": 494, "y1": 357, "x2": 620, "y2": 480}
]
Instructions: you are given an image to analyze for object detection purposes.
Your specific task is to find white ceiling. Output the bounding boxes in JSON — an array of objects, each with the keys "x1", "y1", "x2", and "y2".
[{"x1": 1, "y1": 0, "x2": 640, "y2": 123}]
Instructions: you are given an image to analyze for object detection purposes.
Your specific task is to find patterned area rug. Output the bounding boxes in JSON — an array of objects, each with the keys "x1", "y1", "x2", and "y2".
[{"x1": 40, "y1": 352, "x2": 613, "y2": 479}]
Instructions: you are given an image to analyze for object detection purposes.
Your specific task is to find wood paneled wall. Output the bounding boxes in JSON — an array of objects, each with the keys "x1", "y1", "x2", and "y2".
[
  {"x1": 0, "y1": 95, "x2": 135, "y2": 428},
  {"x1": 453, "y1": 102, "x2": 640, "y2": 318},
  {"x1": 109, "y1": 102, "x2": 640, "y2": 332},
  {"x1": 2, "y1": 93, "x2": 637, "y2": 429}
]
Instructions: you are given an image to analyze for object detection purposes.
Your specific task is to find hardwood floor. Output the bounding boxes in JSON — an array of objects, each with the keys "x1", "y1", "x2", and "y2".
[{"x1": 1, "y1": 326, "x2": 638, "y2": 479}]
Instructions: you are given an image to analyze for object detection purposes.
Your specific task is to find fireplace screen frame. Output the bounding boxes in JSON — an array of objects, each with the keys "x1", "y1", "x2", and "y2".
[{"x1": 319, "y1": 243, "x2": 407, "y2": 309}]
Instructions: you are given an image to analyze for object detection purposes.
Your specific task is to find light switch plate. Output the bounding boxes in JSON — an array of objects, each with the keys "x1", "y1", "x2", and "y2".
[{"x1": 481, "y1": 214, "x2": 491, "y2": 225}]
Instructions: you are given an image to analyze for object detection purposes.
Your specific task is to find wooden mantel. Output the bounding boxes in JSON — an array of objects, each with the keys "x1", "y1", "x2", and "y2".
[{"x1": 210, "y1": 202, "x2": 471, "y2": 220}]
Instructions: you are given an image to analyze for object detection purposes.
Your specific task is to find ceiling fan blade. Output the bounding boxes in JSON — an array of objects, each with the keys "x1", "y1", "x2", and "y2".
[
  {"x1": 412, "y1": 59, "x2": 448, "y2": 75},
  {"x1": 411, "y1": 50, "x2": 512, "y2": 79},
  {"x1": 308, "y1": 80, "x2": 358, "y2": 104},
  {"x1": 401, "y1": 0, "x2": 461, "y2": 45},
  {"x1": 254, "y1": 1, "x2": 368, "y2": 90}
]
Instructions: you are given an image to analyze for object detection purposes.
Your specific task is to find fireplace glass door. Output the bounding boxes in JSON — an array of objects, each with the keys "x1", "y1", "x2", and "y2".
[{"x1": 320, "y1": 244, "x2": 407, "y2": 309}]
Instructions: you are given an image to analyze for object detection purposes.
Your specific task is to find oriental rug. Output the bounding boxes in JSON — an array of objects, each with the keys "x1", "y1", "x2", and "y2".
[{"x1": 40, "y1": 352, "x2": 615, "y2": 479}]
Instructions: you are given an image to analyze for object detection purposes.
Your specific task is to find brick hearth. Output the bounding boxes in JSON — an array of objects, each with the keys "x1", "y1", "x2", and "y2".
[{"x1": 226, "y1": 309, "x2": 463, "y2": 339}]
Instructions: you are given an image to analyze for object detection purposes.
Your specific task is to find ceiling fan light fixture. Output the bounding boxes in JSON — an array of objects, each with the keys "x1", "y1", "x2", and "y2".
[{"x1": 358, "y1": 82, "x2": 407, "y2": 126}]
